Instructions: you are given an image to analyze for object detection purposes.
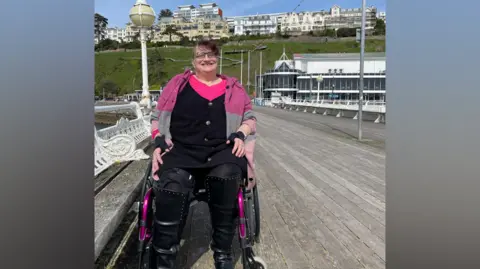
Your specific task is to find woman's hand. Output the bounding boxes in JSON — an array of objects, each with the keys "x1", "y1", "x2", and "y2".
[
  {"x1": 246, "y1": 177, "x2": 256, "y2": 191},
  {"x1": 152, "y1": 135, "x2": 171, "y2": 180},
  {"x1": 152, "y1": 148, "x2": 162, "y2": 180},
  {"x1": 226, "y1": 131, "x2": 246, "y2": 157},
  {"x1": 227, "y1": 138, "x2": 245, "y2": 157}
]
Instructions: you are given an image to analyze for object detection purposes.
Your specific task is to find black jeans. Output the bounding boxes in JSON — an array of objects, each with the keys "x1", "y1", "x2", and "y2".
[{"x1": 151, "y1": 163, "x2": 241, "y2": 266}]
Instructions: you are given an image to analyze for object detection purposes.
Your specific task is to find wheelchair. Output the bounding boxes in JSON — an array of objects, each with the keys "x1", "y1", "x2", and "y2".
[{"x1": 136, "y1": 160, "x2": 266, "y2": 269}]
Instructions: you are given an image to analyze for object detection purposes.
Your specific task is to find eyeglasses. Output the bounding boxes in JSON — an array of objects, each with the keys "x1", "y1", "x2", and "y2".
[{"x1": 194, "y1": 52, "x2": 218, "y2": 59}]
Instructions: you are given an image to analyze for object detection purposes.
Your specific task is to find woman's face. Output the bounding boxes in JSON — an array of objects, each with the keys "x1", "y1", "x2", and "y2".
[{"x1": 193, "y1": 45, "x2": 218, "y2": 74}]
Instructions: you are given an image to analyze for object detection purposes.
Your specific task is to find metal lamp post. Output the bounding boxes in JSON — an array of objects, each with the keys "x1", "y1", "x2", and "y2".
[
  {"x1": 316, "y1": 75, "x2": 323, "y2": 102},
  {"x1": 129, "y1": 0, "x2": 156, "y2": 109},
  {"x1": 240, "y1": 50, "x2": 243, "y2": 85},
  {"x1": 358, "y1": 0, "x2": 366, "y2": 141}
]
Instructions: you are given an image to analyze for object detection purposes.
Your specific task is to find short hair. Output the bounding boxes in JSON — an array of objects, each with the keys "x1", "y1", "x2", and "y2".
[{"x1": 194, "y1": 39, "x2": 220, "y2": 57}]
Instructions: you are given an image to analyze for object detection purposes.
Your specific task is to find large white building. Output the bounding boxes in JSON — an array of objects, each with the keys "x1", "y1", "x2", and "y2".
[
  {"x1": 377, "y1": 11, "x2": 386, "y2": 23},
  {"x1": 257, "y1": 51, "x2": 386, "y2": 102},
  {"x1": 225, "y1": 13, "x2": 284, "y2": 35},
  {"x1": 174, "y1": 3, "x2": 223, "y2": 21},
  {"x1": 226, "y1": 5, "x2": 378, "y2": 36},
  {"x1": 105, "y1": 27, "x2": 127, "y2": 42},
  {"x1": 233, "y1": 15, "x2": 278, "y2": 36},
  {"x1": 281, "y1": 5, "x2": 377, "y2": 34}
]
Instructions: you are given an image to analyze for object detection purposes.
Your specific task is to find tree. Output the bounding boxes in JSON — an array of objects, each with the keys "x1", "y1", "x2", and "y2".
[
  {"x1": 98, "y1": 80, "x2": 120, "y2": 98},
  {"x1": 319, "y1": 28, "x2": 336, "y2": 37},
  {"x1": 147, "y1": 49, "x2": 167, "y2": 86},
  {"x1": 336, "y1": 28, "x2": 357, "y2": 37},
  {"x1": 94, "y1": 13, "x2": 108, "y2": 41},
  {"x1": 275, "y1": 25, "x2": 283, "y2": 38},
  {"x1": 374, "y1": 19, "x2": 386, "y2": 35},
  {"x1": 162, "y1": 25, "x2": 181, "y2": 42},
  {"x1": 95, "y1": 38, "x2": 120, "y2": 51},
  {"x1": 179, "y1": 36, "x2": 191, "y2": 46},
  {"x1": 158, "y1": 9, "x2": 173, "y2": 20}
]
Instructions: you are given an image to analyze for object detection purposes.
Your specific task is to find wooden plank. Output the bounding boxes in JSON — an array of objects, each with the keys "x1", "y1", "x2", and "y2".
[
  {"x1": 254, "y1": 111, "x2": 386, "y2": 262},
  {"x1": 258, "y1": 128, "x2": 386, "y2": 228},
  {"x1": 264, "y1": 137, "x2": 386, "y2": 225},
  {"x1": 254, "y1": 179, "x2": 313, "y2": 269},
  {"x1": 254, "y1": 214, "x2": 289, "y2": 269},
  {"x1": 257, "y1": 142, "x2": 385, "y2": 261},
  {"x1": 256, "y1": 152, "x2": 384, "y2": 269},
  {"x1": 253, "y1": 106, "x2": 385, "y2": 148},
  {"x1": 258, "y1": 113, "x2": 386, "y2": 215},
  {"x1": 256, "y1": 151, "x2": 358, "y2": 269},
  {"x1": 269, "y1": 124, "x2": 386, "y2": 194},
  {"x1": 293, "y1": 152, "x2": 385, "y2": 225}
]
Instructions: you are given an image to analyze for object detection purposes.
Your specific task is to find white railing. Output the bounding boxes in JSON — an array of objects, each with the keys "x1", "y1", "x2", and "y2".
[
  {"x1": 281, "y1": 99, "x2": 386, "y2": 113},
  {"x1": 254, "y1": 98, "x2": 387, "y2": 123},
  {"x1": 94, "y1": 102, "x2": 155, "y2": 177}
]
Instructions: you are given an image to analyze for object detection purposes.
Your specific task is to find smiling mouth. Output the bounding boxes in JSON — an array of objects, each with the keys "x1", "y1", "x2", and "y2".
[{"x1": 201, "y1": 62, "x2": 215, "y2": 66}]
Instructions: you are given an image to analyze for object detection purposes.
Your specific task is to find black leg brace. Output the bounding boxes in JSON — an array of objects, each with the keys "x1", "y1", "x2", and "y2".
[
  {"x1": 205, "y1": 163, "x2": 242, "y2": 269},
  {"x1": 152, "y1": 168, "x2": 194, "y2": 269}
]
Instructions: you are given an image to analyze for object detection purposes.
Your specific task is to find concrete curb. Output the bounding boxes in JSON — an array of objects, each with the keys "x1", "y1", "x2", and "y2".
[{"x1": 94, "y1": 151, "x2": 151, "y2": 260}]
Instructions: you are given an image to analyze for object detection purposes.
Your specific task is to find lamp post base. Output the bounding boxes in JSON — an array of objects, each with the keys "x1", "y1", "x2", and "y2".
[{"x1": 139, "y1": 94, "x2": 151, "y2": 108}]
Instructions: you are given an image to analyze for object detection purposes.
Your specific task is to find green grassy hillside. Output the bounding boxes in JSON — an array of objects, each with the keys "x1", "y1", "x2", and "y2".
[{"x1": 95, "y1": 39, "x2": 385, "y2": 95}]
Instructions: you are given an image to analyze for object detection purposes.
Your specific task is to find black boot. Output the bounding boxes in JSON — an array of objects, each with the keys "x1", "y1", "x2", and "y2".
[
  {"x1": 213, "y1": 248, "x2": 234, "y2": 269},
  {"x1": 206, "y1": 174, "x2": 240, "y2": 269},
  {"x1": 152, "y1": 244, "x2": 179, "y2": 269},
  {"x1": 151, "y1": 189, "x2": 189, "y2": 269}
]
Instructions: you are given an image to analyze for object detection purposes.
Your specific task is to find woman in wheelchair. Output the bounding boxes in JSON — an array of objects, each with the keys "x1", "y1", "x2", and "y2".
[{"x1": 149, "y1": 39, "x2": 257, "y2": 269}]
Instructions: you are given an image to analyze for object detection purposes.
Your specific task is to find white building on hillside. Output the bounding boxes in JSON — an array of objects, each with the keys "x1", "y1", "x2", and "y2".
[
  {"x1": 378, "y1": 11, "x2": 386, "y2": 23},
  {"x1": 106, "y1": 27, "x2": 127, "y2": 42},
  {"x1": 121, "y1": 22, "x2": 155, "y2": 42},
  {"x1": 233, "y1": 15, "x2": 279, "y2": 35},
  {"x1": 226, "y1": 5, "x2": 378, "y2": 36},
  {"x1": 281, "y1": 5, "x2": 377, "y2": 34},
  {"x1": 174, "y1": 3, "x2": 223, "y2": 21},
  {"x1": 174, "y1": 5, "x2": 195, "y2": 21},
  {"x1": 225, "y1": 12, "x2": 285, "y2": 35}
]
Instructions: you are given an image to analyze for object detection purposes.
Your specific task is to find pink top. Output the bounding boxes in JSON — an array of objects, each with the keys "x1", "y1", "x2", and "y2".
[{"x1": 189, "y1": 75, "x2": 227, "y2": 101}]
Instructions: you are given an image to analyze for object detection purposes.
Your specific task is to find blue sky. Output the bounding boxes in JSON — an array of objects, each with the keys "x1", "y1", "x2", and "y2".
[{"x1": 95, "y1": 0, "x2": 386, "y2": 28}]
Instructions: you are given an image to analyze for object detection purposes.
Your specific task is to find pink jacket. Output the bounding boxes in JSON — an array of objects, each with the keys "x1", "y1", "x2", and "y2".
[{"x1": 150, "y1": 69, "x2": 257, "y2": 179}]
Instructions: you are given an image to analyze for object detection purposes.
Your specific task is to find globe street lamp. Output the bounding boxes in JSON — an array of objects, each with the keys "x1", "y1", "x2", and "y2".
[{"x1": 129, "y1": 0, "x2": 155, "y2": 109}]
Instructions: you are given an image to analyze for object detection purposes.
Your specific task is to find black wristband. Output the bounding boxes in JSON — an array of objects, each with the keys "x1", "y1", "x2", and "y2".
[
  {"x1": 236, "y1": 131, "x2": 246, "y2": 141},
  {"x1": 227, "y1": 131, "x2": 246, "y2": 143},
  {"x1": 154, "y1": 136, "x2": 169, "y2": 151}
]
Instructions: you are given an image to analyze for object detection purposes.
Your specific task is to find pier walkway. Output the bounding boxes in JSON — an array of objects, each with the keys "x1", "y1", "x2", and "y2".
[{"x1": 95, "y1": 105, "x2": 386, "y2": 269}]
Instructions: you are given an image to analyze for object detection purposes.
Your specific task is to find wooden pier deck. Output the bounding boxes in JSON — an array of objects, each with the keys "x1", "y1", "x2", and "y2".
[
  {"x1": 112, "y1": 106, "x2": 386, "y2": 269},
  {"x1": 177, "y1": 107, "x2": 386, "y2": 269}
]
